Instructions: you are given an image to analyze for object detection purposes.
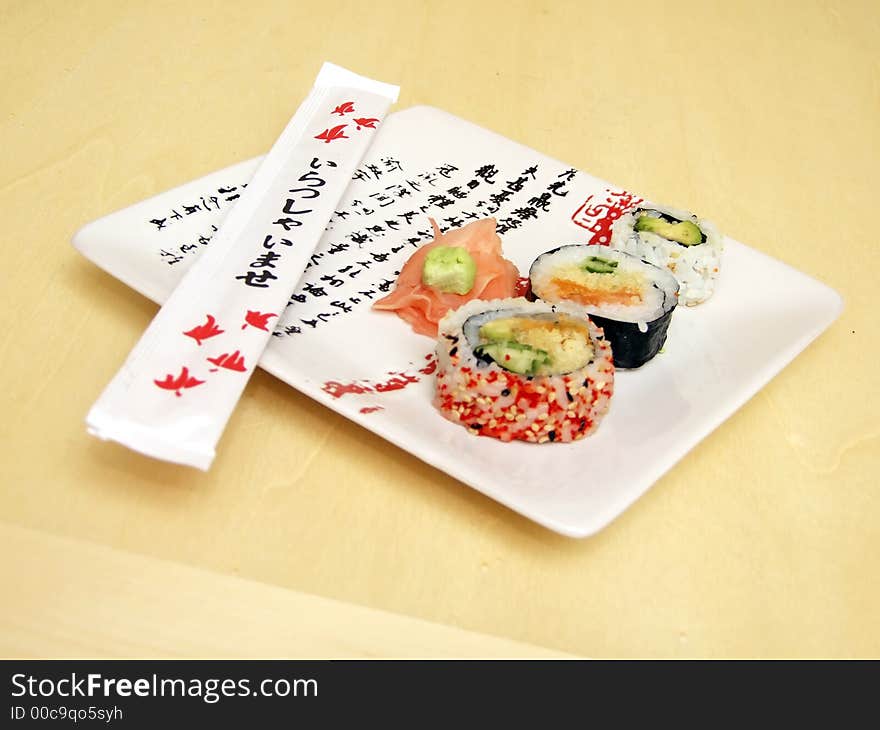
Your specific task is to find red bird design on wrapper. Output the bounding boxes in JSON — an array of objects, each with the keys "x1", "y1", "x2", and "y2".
[
  {"x1": 154, "y1": 367, "x2": 204, "y2": 397},
  {"x1": 352, "y1": 117, "x2": 379, "y2": 130},
  {"x1": 315, "y1": 125, "x2": 348, "y2": 143},
  {"x1": 242, "y1": 310, "x2": 277, "y2": 331},
  {"x1": 571, "y1": 190, "x2": 643, "y2": 245},
  {"x1": 331, "y1": 101, "x2": 355, "y2": 116},
  {"x1": 207, "y1": 350, "x2": 247, "y2": 373},
  {"x1": 183, "y1": 314, "x2": 224, "y2": 346}
]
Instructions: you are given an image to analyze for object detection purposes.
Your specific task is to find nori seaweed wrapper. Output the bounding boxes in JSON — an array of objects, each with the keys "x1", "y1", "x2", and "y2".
[
  {"x1": 528, "y1": 244, "x2": 679, "y2": 370},
  {"x1": 589, "y1": 311, "x2": 672, "y2": 369}
]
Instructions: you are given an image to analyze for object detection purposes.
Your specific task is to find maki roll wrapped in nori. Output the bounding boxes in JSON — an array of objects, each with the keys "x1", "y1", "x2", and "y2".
[
  {"x1": 529, "y1": 245, "x2": 678, "y2": 369},
  {"x1": 434, "y1": 298, "x2": 614, "y2": 443},
  {"x1": 610, "y1": 203, "x2": 722, "y2": 306}
]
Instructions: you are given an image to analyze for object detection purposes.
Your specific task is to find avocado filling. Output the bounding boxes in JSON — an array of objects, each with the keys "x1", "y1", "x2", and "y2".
[
  {"x1": 474, "y1": 315, "x2": 593, "y2": 376},
  {"x1": 634, "y1": 211, "x2": 705, "y2": 246},
  {"x1": 421, "y1": 245, "x2": 477, "y2": 295}
]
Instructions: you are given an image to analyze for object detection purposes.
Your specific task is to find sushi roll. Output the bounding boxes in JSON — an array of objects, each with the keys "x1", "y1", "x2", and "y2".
[
  {"x1": 610, "y1": 203, "x2": 722, "y2": 306},
  {"x1": 529, "y1": 245, "x2": 678, "y2": 369},
  {"x1": 434, "y1": 298, "x2": 614, "y2": 443}
]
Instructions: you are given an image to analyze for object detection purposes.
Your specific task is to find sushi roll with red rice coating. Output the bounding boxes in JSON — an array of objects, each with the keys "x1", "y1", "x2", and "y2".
[{"x1": 434, "y1": 298, "x2": 614, "y2": 443}]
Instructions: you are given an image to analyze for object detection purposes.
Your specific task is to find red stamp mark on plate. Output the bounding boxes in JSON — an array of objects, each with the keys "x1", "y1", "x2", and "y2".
[{"x1": 571, "y1": 190, "x2": 642, "y2": 245}]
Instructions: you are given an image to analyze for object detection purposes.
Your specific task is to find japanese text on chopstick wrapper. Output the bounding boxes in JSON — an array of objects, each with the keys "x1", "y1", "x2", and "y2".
[{"x1": 235, "y1": 157, "x2": 338, "y2": 289}]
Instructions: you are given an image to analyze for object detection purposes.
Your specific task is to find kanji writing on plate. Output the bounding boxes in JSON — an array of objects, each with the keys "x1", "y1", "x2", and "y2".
[{"x1": 147, "y1": 153, "x2": 582, "y2": 337}]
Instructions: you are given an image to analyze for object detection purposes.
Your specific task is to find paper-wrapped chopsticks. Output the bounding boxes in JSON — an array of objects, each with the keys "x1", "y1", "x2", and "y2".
[{"x1": 86, "y1": 63, "x2": 399, "y2": 469}]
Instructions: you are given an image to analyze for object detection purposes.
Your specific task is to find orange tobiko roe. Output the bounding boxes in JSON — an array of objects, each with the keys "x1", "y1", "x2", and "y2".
[{"x1": 372, "y1": 217, "x2": 520, "y2": 337}]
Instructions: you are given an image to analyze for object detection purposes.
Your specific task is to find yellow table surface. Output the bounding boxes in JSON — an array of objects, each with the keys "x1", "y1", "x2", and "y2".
[{"x1": 1, "y1": 0, "x2": 877, "y2": 658}]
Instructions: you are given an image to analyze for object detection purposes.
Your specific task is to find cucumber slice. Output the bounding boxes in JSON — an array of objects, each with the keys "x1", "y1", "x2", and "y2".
[
  {"x1": 581, "y1": 255, "x2": 619, "y2": 274},
  {"x1": 474, "y1": 341, "x2": 551, "y2": 375}
]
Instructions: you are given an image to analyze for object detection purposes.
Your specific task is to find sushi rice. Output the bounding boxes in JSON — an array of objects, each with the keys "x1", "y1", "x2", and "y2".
[
  {"x1": 434, "y1": 298, "x2": 614, "y2": 443},
  {"x1": 529, "y1": 245, "x2": 678, "y2": 369},
  {"x1": 610, "y1": 202, "x2": 722, "y2": 306}
]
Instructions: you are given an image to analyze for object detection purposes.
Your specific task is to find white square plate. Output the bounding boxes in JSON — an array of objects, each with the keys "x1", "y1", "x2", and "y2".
[{"x1": 73, "y1": 106, "x2": 843, "y2": 537}]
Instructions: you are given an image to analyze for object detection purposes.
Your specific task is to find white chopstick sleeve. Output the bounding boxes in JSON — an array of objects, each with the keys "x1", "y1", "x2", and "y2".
[{"x1": 86, "y1": 62, "x2": 399, "y2": 469}]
